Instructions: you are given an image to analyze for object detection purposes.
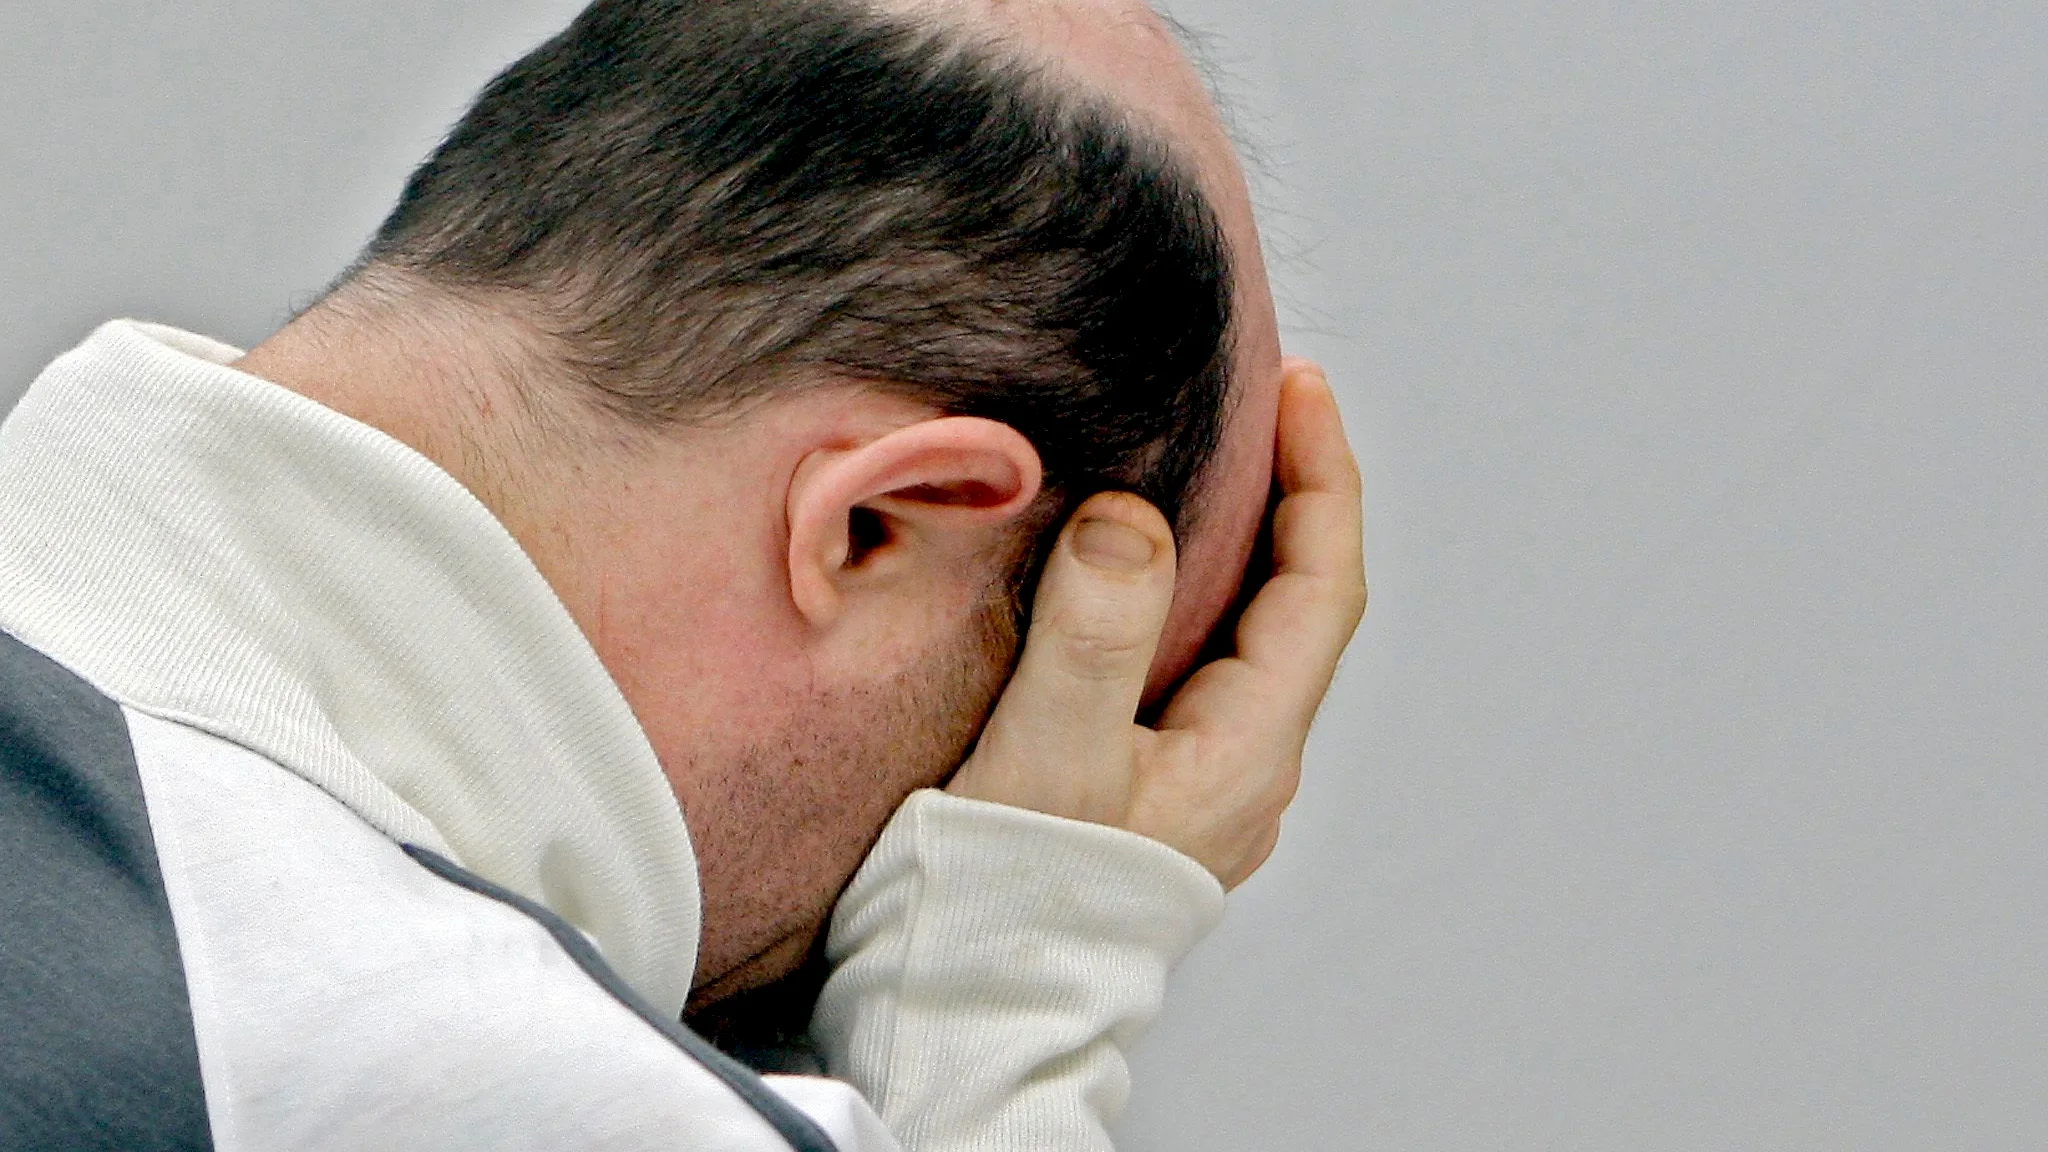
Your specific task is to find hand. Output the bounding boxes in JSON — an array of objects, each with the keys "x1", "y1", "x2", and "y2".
[{"x1": 947, "y1": 361, "x2": 1366, "y2": 888}]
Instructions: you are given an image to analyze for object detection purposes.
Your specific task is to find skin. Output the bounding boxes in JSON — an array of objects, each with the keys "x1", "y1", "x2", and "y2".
[
  {"x1": 233, "y1": 0, "x2": 1362, "y2": 1011},
  {"x1": 976, "y1": 0, "x2": 1295, "y2": 703},
  {"x1": 950, "y1": 366, "x2": 1363, "y2": 892}
]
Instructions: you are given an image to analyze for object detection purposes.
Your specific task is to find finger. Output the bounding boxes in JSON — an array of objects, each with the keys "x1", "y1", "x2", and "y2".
[
  {"x1": 949, "y1": 491, "x2": 1178, "y2": 823},
  {"x1": 1274, "y1": 360, "x2": 1364, "y2": 502},
  {"x1": 1160, "y1": 365, "x2": 1364, "y2": 734},
  {"x1": 1270, "y1": 361, "x2": 1364, "y2": 594},
  {"x1": 1236, "y1": 365, "x2": 1367, "y2": 699},
  {"x1": 1232, "y1": 499, "x2": 1364, "y2": 714}
]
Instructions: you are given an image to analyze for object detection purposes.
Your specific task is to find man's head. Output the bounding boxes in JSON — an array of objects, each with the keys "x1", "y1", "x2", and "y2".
[{"x1": 240, "y1": 0, "x2": 1285, "y2": 1007}]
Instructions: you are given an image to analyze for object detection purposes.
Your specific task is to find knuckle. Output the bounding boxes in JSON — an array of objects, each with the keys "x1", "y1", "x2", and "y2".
[
  {"x1": 1346, "y1": 579, "x2": 1369, "y2": 623},
  {"x1": 1050, "y1": 602, "x2": 1155, "y2": 680},
  {"x1": 1337, "y1": 453, "x2": 1364, "y2": 494},
  {"x1": 1312, "y1": 571, "x2": 1368, "y2": 628},
  {"x1": 1225, "y1": 824, "x2": 1284, "y2": 889},
  {"x1": 1265, "y1": 760, "x2": 1305, "y2": 813},
  {"x1": 1236, "y1": 748, "x2": 1299, "y2": 810}
]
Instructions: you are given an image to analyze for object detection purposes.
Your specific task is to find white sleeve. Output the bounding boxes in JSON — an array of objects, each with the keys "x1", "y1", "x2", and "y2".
[{"x1": 809, "y1": 790, "x2": 1227, "y2": 1151}]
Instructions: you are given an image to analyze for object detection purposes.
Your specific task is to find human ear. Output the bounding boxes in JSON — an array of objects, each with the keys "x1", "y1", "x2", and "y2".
[{"x1": 785, "y1": 417, "x2": 1043, "y2": 627}]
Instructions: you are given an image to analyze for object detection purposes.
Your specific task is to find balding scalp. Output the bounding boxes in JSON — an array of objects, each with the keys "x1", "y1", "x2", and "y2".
[{"x1": 356, "y1": 0, "x2": 1235, "y2": 550}]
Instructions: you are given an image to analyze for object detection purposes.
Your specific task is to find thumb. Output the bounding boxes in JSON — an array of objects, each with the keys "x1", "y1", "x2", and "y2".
[{"x1": 948, "y1": 492, "x2": 1178, "y2": 824}]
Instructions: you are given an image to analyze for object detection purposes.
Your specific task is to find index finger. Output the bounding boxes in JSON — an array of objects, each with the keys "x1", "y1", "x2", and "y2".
[
  {"x1": 1275, "y1": 357, "x2": 1365, "y2": 505},
  {"x1": 1164, "y1": 363, "x2": 1365, "y2": 731}
]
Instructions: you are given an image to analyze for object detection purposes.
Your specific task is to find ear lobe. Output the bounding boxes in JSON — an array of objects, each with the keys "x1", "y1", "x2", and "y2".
[{"x1": 787, "y1": 417, "x2": 1043, "y2": 627}]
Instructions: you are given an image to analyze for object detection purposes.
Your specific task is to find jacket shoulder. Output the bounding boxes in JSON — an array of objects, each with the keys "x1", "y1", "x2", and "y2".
[
  {"x1": 0, "y1": 630, "x2": 213, "y2": 1151},
  {"x1": 127, "y1": 709, "x2": 849, "y2": 1151}
]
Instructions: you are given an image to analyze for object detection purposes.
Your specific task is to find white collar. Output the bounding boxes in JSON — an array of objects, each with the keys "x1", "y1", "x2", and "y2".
[{"x1": 0, "y1": 320, "x2": 702, "y2": 1017}]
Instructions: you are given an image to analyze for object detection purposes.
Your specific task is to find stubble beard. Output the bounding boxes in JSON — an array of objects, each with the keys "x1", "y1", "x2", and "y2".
[{"x1": 684, "y1": 584, "x2": 1024, "y2": 1028}]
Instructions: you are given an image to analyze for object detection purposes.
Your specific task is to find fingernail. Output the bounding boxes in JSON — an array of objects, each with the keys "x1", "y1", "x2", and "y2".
[{"x1": 1073, "y1": 517, "x2": 1156, "y2": 572}]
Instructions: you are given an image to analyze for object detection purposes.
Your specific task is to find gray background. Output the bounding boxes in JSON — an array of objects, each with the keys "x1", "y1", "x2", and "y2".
[{"x1": 3, "y1": 2, "x2": 2042, "y2": 1148}]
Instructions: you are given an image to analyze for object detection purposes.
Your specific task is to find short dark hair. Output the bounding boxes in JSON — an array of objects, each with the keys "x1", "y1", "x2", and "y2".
[{"x1": 358, "y1": 0, "x2": 1235, "y2": 542}]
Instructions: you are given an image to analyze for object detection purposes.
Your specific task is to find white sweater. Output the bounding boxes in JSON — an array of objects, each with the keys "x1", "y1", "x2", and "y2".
[{"x1": 0, "y1": 321, "x2": 1223, "y2": 1150}]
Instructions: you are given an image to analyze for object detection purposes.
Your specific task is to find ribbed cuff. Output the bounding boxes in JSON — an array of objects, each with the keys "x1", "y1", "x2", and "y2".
[{"x1": 813, "y1": 790, "x2": 1225, "y2": 1151}]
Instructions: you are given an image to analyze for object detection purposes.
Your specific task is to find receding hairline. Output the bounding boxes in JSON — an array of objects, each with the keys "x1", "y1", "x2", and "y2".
[
  {"x1": 333, "y1": 0, "x2": 1245, "y2": 547},
  {"x1": 864, "y1": 0, "x2": 1230, "y2": 165}
]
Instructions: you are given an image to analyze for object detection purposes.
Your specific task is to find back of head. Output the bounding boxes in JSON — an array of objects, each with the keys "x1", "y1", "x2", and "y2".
[{"x1": 355, "y1": 0, "x2": 1236, "y2": 543}]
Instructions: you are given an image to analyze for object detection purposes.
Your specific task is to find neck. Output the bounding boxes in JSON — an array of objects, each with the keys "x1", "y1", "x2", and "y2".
[
  {"x1": 0, "y1": 318, "x2": 707, "y2": 1015},
  {"x1": 232, "y1": 282, "x2": 668, "y2": 650},
  {"x1": 238, "y1": 283, "x2": 557, "y2": 514}
]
